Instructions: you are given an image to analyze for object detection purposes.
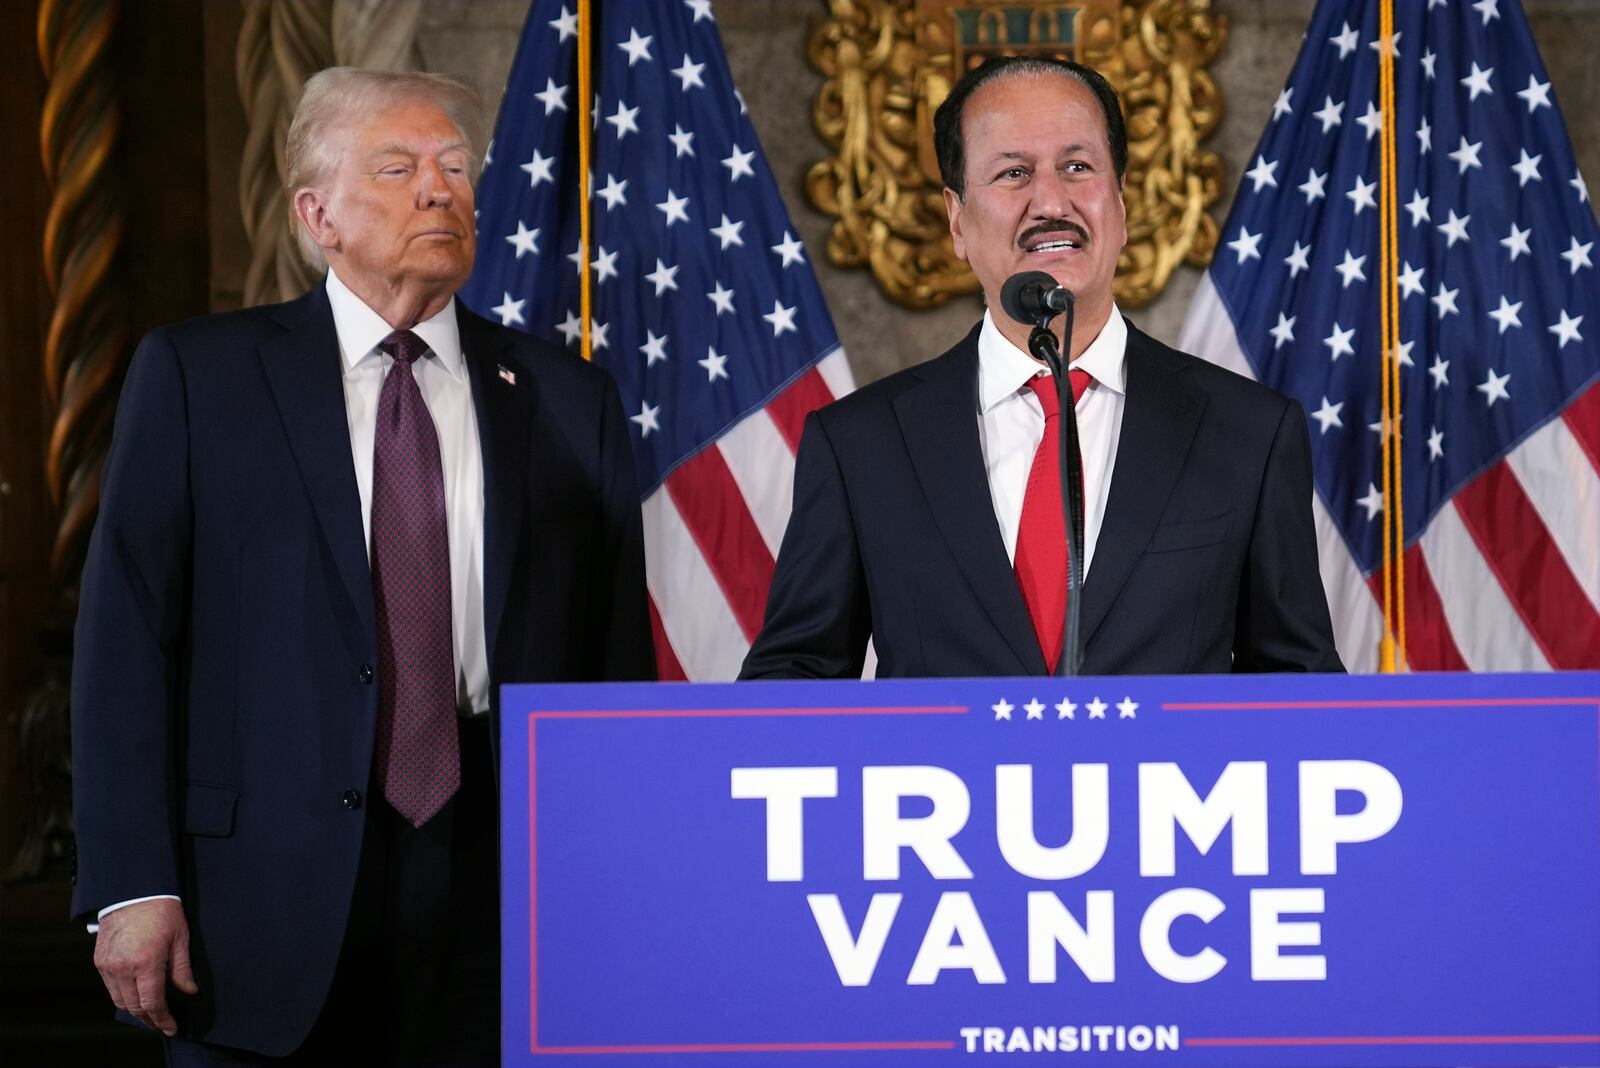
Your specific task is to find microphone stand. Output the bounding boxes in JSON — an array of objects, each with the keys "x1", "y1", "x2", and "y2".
[{"x1": 1025, "y1": 298, "x2": 1084, "y2": 676}]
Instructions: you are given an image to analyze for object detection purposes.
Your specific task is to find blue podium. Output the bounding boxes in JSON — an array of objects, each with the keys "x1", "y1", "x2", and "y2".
[{"x1": 500, "y1": 672, "x2": 1600, "y2": 1066}]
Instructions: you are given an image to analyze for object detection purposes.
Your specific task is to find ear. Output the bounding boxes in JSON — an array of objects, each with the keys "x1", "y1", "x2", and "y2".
[
  {"x1": 293, "y1": 187, "x2": 341, "y2": 254},
  {"x1": 1113, "y1": 181, "x2": 1129, "y2": 251},
  {"x1": 943, "y1": 187, "x2": 967, "y2": 262}
]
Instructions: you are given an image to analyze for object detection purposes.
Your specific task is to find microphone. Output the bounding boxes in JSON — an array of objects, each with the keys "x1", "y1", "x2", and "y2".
[
  {"x1": 1000, "y1": 271, "x2": 1074, "y2": 326},
  {"x1": 999, "y1": 270, "x2": 1085, "y2": 677}
]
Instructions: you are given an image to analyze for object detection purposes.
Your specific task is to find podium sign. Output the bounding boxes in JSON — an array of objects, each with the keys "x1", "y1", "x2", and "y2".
[{"x1": 501, "y1": 672, "x2": 1600, "y2": 1066}]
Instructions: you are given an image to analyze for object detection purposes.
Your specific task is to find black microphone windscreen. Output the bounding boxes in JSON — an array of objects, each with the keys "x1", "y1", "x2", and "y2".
[{"x1": 1000, "y1": 270, "x2": 1060, "y2": 326}]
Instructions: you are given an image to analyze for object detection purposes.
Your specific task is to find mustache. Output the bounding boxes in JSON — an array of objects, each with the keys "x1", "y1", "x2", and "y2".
[{"x1": 1017, "y1": 220, "x2": 1089, "y2": 249}]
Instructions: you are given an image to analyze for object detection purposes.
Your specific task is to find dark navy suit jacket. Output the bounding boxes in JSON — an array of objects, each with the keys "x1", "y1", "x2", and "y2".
[
  {"x1": 70, "y1": 285, "x2": 653, "y2": 1054},
  {"x1": 741, "y1": 321, "x2": 1343, "y2": 678}
]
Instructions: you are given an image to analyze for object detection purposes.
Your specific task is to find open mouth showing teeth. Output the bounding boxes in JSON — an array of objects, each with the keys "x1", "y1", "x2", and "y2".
[{"x1": 1028, "y1": 238, "x2": 1081, "y2": 252}]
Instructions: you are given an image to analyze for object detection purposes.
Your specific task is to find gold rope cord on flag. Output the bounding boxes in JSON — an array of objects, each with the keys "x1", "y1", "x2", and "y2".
[
  {"x1": 1376, "y1": 0, "x2": 1406, "y2": 671},
  {"x1": 577, "y1": 0, "x2": 594, "y2": 361}
]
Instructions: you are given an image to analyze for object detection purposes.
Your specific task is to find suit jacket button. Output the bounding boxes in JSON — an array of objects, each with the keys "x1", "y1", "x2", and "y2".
[
  {"x1": 358, "y1": 664, "x2": 374, "y2": 684},
  {"x1": 341, "y1": 789, "x2": 362, "y2": 809}
]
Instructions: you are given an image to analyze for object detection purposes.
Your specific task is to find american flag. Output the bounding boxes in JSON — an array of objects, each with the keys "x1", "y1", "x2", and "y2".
[
  {"x1": 1179, "y1": 0, "x2": 1599, "y2": 672},
  {"x1": 462, "y1": 0, "x2": 854, "y2": 679}
]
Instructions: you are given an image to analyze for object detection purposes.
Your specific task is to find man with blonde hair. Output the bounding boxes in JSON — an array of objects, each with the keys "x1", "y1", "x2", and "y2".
[{"x1": 71, "y1": 67, "x2": 653, "y2": 1065}]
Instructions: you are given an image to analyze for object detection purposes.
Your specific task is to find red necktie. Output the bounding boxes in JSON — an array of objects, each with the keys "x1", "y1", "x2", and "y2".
[
  {"x1": 370, "y1": 329, "x2": 459, "y2": 828},
  {"x1": 1014, "y1": 369, "x2": 1092, "y2": 673}
]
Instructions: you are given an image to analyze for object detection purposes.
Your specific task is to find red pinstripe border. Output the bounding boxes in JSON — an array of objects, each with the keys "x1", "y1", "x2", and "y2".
[
  {"x1": 524, "y1": 701, "x2": 964, "y2": 1055},
  {"x1": 531, "y1": 1041, "x2": 955, "y2": 1055},
  {"x1": 528, "y1": 725, "x2": 539, "y2": 1048},
  {"x1": 1187, "y1": 1034, "x2": 1600, "y2": 1048},
  {"x1": 1453, "y1": 464, "x2": 1600, "y2": 669},
  {"x1": 663, "y1": 448, "x2": 775, "y2": 642},
  {"x1": 528, "y1": 705, "x2": 968, "y2": 719},
  {"x1": 1163, "y1": 697, "x2": 1598, "y2": 710},
  {"x1": 525, "y1": 697, "x2": 1599, "y2": 1057}
]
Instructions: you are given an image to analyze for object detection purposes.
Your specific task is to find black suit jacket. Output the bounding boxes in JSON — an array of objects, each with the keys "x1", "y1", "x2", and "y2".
[
  {"x1": 741, "y1": 321, "x2": 1342, "y2": 678},
  {"x1": 70, "y1": 285, "x2": 653, "y2": 1054}
]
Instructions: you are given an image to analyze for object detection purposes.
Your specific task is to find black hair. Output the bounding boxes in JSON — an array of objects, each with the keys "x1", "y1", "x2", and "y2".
[{"x1": 933, "y1": 55, "x2": 1128, "y2": 199}]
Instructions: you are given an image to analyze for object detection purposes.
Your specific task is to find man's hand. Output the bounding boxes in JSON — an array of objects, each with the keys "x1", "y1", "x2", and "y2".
[{"x1": 93, "y1": 898, "x2": 200, "y2": 1036}]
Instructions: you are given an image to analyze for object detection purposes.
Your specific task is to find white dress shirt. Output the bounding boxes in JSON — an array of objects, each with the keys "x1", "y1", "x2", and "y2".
[
  {"x1": 94, "y1": 273, "x2": 492, "y2": 931},
  {"x1": 326, "y1": 268, "x2": 489, "y2": 716},
  {"x1": 976, "y1": 306, "x2": 1128, "y2": 578}
]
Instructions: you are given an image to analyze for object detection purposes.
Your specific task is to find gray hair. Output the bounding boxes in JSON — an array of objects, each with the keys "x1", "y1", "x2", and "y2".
[{"x1": 285, "y1": 66, "x2": 486, "y2": 268}]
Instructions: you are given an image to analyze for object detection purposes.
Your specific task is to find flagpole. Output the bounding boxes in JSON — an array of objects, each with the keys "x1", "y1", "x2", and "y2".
[
  {"x1": 1376, "y1": 0, "x2": 1395, "y2": 672},
  {"x1": 577, "y1": 0, "x2": 594, "y2": 362},
  {"x1": 1382, "y1": 0, "x2": 1407, "y2": 670},
  {"x1": 1376, "y1": 0, "x2": 1406, "y2": 671}
]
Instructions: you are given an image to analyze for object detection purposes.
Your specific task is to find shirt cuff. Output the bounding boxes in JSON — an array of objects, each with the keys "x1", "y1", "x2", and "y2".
[{"x1": 87, "y1": 894, "x2": 182, "y2": 934}]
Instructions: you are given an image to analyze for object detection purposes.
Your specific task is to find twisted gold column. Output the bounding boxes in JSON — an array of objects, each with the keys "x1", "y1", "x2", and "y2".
[
  {"x1": 38, "y1": 0, "x2": 126, "y2": 583},
  {"x1": 12, "y1": 0, "x2": 128, "y2": 883}
]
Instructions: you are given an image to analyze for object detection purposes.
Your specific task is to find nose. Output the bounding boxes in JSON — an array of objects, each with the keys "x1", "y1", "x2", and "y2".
[
  {"x1": 416, "y1": 159, "x2": 453, "y2": 207},
  {"x1": 1028, "y1": 167, "x2": 1072, "y2": 220}
]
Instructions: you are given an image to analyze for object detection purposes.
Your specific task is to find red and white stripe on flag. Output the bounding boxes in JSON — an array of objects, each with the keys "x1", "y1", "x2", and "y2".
[{"x1": 645, "y1": 349, "x2": 855, "y2": 680}]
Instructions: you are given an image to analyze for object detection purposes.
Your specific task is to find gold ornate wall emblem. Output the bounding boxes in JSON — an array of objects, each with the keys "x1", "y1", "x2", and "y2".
[{"x1": 807, "y1": 0, "x2": 1226, "y2": 309}]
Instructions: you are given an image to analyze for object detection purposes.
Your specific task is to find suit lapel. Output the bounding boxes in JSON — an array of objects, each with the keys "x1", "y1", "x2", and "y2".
[
  {"x1": 258, "y1": 287, "x2": 375, "y2": 639},
  {"x1": 1080, "y1": 323, "x2": 1205, "y2": 648},
  {"x1": 895, "y1": 329, "x2": 1042, "y2": 675},
  {"x1": 459, "y1": 306, "x2": 534, "y2": 675}
]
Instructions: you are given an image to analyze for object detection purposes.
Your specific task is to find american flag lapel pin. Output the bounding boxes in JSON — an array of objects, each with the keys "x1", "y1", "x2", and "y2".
[{"x1": 498, "y1": 364, "x2": 517, "y2": 386}]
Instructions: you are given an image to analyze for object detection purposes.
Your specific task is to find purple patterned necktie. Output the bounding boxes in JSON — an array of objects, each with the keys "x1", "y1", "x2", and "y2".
[{"x1": 371, "y1": 328, "x2": 458, "y2": 828}]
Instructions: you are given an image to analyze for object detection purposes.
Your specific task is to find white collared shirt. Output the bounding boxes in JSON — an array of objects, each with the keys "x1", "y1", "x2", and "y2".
[
  {"x1": 976, "y1": 306, "x2": 1127, "y2": 578},
  {"x1": 326, "y1": 268, "x2": 489, "y2": 716}
]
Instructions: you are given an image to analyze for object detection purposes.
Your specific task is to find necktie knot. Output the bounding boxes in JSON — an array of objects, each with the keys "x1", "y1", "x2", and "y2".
[
  {"x1": 379, "y1": 329, "x2": 429, "y2": 365},
  {"x1": 1025, "y1": 368, "x2": 1093, "y2": 418}
]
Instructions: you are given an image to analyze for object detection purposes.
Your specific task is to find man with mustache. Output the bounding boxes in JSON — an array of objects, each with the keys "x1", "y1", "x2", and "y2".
[
  {"x1": 741, "y1": 56, "x2": 1341, "y2": 678},
  {"x1": 72, "y1": 68, "x2": 652, "y2": 1065}
]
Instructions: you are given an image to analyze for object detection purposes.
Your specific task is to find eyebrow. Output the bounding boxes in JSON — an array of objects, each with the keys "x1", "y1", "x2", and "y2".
[
  {"x1": 367, "y1": 140, "x2": 471, "y2": 161},
  {"x1": 983, "y1": 142, "x2": 1100, "y2": 165},
  {"x1": 981, "y1": 150, "x2": 1036, "y2": 167}
]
